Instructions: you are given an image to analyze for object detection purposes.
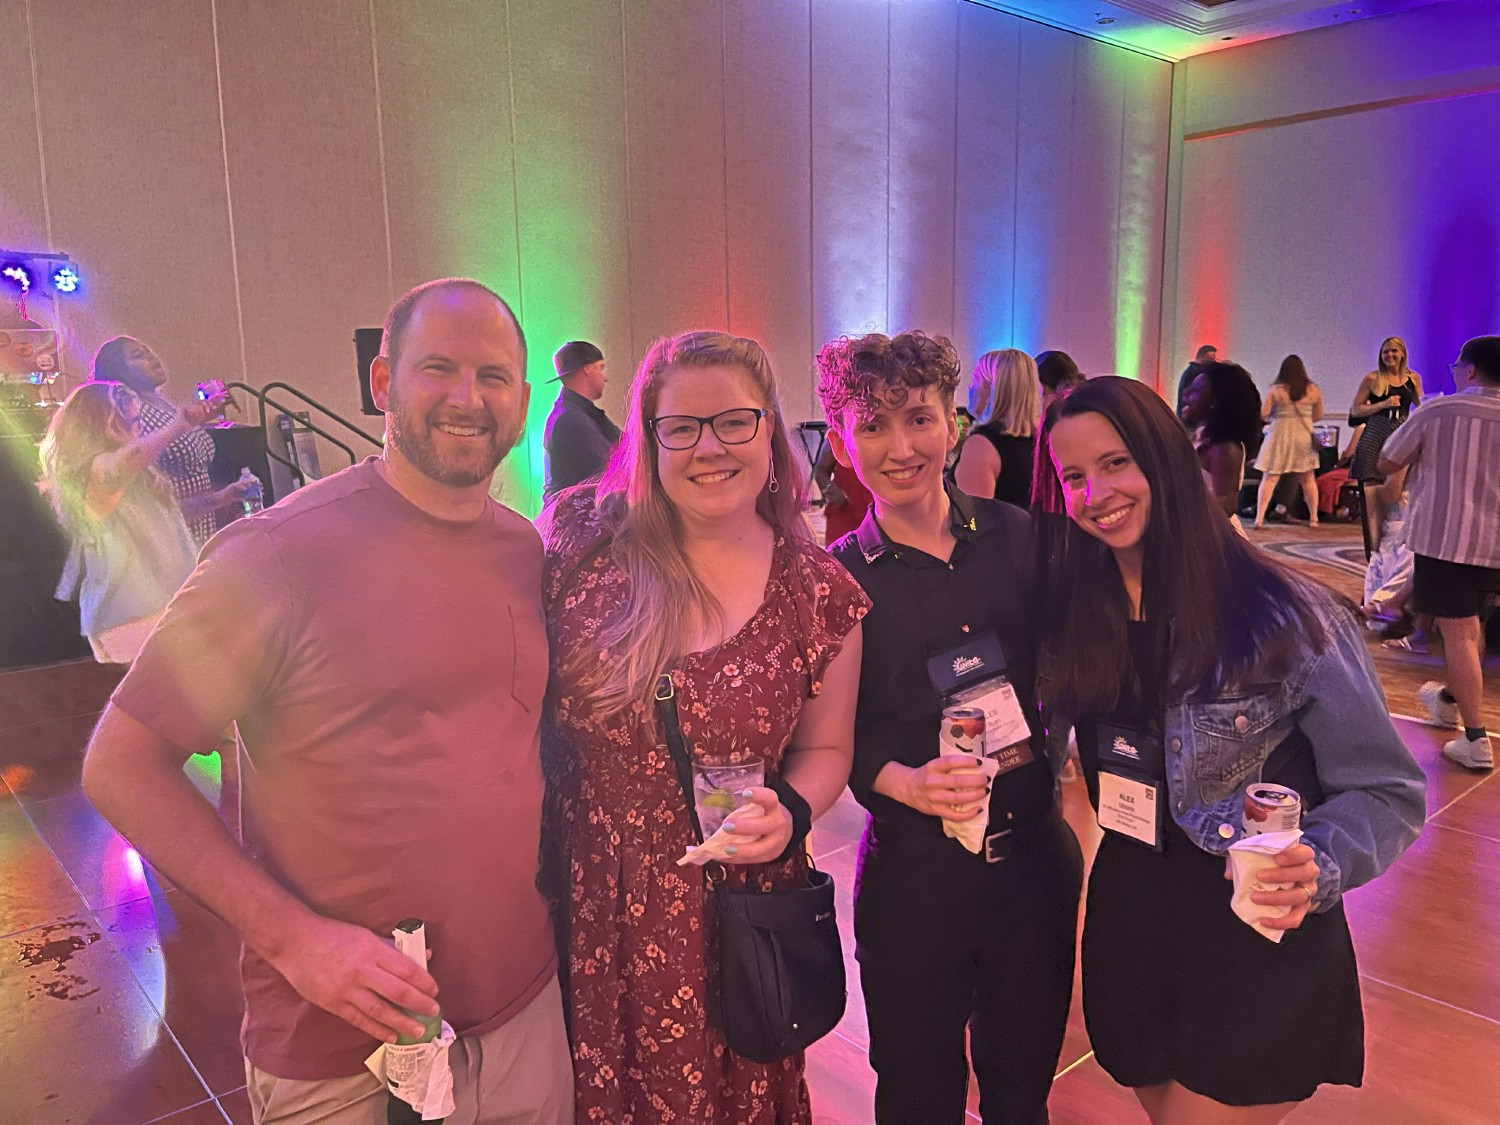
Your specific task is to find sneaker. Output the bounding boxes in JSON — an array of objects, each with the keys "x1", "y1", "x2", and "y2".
[
  {"x1": 1443, "y1": 734, "x2": 1495, "y2": 771},
  {"x1": 1419, "y1": 681, "x2": 1460, "y2": 728}
]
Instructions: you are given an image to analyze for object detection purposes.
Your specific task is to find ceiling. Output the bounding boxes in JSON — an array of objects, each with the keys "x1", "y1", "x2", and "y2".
[{"x1": 966, "y1": 0, "x2": 1456, "y2": 61}]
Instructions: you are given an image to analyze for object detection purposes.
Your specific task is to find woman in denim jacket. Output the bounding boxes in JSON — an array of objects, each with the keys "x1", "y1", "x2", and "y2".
[{"x1": 1035, "y1": 377, "x2": 1425, "y2": 1123}]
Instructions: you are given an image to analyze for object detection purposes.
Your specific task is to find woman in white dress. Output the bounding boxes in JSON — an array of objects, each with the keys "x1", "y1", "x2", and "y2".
[{"x1": 1253, "y1": 355, "x2": 1325, "y2": 529}]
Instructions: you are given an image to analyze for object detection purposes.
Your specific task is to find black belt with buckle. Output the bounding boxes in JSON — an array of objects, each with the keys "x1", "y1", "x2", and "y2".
[{"x1": 983, "y1": 807, "x2": 1062, "y2": 864}]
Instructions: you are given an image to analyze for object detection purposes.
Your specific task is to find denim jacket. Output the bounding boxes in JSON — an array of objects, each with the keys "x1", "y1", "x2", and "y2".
[{"x1": 1164, "y1": 599, "x2": 1425, "y2": 909}]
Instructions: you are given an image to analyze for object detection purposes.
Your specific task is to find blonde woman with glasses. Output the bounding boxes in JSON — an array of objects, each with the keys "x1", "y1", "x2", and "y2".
[
  {"x1": 538, "y1": 330, "x2": 867, "y2": 1123},
  {"x1": 40, "y1": 379, "x2": 223, "y2": 662},
  {"x1": 954, "y1": 348, "x2": 1041, "y2": 508}
]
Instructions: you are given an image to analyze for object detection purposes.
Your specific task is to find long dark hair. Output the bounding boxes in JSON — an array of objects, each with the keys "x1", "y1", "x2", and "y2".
[
  {"x1": 1274, "y1": 355, "x2": 1311, "y2": 402},
  {"x1": 1195, "y1": 361, "x2": 1264, "y2": 459},
  {"x1": 1031, "y1": 377, "x2": 1327, "y2": 720}
]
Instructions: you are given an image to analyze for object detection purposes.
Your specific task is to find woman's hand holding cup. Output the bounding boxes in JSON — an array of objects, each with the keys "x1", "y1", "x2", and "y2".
[
  {"x1": 899, "y1": 755, "x2": 991, "y2": 822},
  {"x1": 719, "y1": 787, "x2": 794, "y2": 864}
]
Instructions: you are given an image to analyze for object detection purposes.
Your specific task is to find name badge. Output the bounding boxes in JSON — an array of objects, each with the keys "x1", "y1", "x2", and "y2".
[
  {"x1": 929, "y1": 632, "x2": 1035, "y2": 777},
  {"x1": 1094, "y1": 721, "x2": 1164, "y2": 851},
  {"x1": 1097, "y1": 771, "x2": 1162, "y2": 850}
]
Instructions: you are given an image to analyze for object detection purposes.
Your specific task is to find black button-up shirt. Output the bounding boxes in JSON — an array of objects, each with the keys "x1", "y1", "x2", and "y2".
[
  {"x1": 829, "y1": 489, "x2": 1054, "y2": 834},
  {"x1": 543, "y1": 387, "x2": 622, "y2": 497}
]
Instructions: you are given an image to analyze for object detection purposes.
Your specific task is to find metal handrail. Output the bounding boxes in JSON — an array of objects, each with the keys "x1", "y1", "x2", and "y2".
[
  {"x1": 226, "y1": 381, "x2": 303, "y2": 488},
  {"x1": 254, "y1": 381, "x2": 382, "y2": 449},
  {"x1": 227, "y1": 380, "x2": 382, "y2": 483}
]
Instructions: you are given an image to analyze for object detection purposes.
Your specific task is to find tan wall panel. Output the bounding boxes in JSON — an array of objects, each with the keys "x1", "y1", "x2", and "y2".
[
  {"x1": 724, "y1": 0, "x2": 814, "y2": 421},
  {"x1": 952, "y1": 2, "x2": 1021, "y2": 385},
  {"x1": 810, "y1": 0, "x2": 889, "y2": 348},
  {"x1": 215, "y1": 0, "x2": 390, "y2": 429},
  {"x1": 623, "y1": 0, "x2": 729, "y2": 348},
  {"x1": 507, "y1": 0, "x2": 634, "y2": 512},
  {"x1": 1118, "y1": 50, "x2": 1170, "y2": 389},
  {"x1": 0, "y1": 0, "x2": 48, "y2": 250},
  {"x1": 887, "y1": 0, "x2": 958, "y2": 341},
  {"x1": 1012, "y1": 20, "x2": 1075, "y2": 358},
  {"x1": 1061, "y1": 38, "x2": 1126, "y2": 378},
  {"x1": 373, "y1": 0, "x2": 520, "y2": 303},
  {"x1": 29, "y1": 0, "x2": 239, "y2": 387}
]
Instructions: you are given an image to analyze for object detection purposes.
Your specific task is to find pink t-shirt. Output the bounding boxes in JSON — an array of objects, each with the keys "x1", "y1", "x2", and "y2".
[{"x1": 113, "y1": 458, "x2": 556, "y2": 1079}]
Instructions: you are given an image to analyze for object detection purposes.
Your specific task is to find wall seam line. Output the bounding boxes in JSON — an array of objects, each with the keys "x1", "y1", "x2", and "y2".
[
  {"x1": 503, "y1": 0, "x2": 525, "y2": 324},
  {"x1": 950, "y1": 0, "x2": 960, "y2": 345},
  {"x1": 619, "y1": 0, "x2": 639, "y2": 360},
  {"x1": 720, "y1": 0, "x2": 732, "y2": 331},
  {"x1": 22, "y1": 0, "x2": 54, "y2": 249},
  {"x1": 367, "y1": 0, "x2": 395, "y2": 306},
  {"x1": 208, "y1": 0, "x2": 249, "y2": 383}
]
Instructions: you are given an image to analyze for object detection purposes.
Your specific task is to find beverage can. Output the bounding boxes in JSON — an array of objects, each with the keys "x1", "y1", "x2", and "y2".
[
  {"x1": 940, "y1": 706, "x2": 987, "y2": 758},
  {"x1": 1242, "y1": 782, "x2": 1301, "y2": 836}
]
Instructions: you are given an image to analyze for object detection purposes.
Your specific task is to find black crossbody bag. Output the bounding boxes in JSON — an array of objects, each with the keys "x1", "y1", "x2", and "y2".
[{"x1": 654, "y1": 673, "x2": 846, "y2": 1063}]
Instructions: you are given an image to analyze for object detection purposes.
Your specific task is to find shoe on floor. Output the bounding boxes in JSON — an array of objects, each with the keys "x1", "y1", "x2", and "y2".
[
  {"x1": 1419, "y1": 681, "x2": 1460, "y2": 728},
  {"x1": 1443, "y1": 734, "x2": 1495, "y2": 771}
]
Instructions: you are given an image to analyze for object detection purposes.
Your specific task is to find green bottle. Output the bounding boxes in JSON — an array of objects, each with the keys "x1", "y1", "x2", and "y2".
[
  {"x1": 392, "y1": 917, "x2": 442, "y2": 1045},
  {"x1": 387, "y1": 918, "x2": 443, "y2": 1125}
]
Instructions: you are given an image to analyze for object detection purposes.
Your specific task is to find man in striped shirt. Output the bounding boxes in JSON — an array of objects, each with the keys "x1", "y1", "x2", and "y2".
[{"x1": 1381, "y1": 335, "x2": 1500, "y2": 770}]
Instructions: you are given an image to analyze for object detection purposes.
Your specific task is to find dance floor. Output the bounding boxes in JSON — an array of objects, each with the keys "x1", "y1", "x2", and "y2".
[{"x1": 0, "y1": 524, "x2": 1496, "y2": 1123}]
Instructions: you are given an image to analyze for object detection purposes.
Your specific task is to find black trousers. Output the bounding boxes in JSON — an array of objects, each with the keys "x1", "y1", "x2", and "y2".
[{"x1": 854, "y1": 809, "x2": 1084, "y2": 1125}]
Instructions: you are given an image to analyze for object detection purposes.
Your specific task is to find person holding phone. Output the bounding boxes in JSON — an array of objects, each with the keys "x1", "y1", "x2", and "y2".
[{"x1": 91, "y1": 336, "x2": 252, "y2": 543}]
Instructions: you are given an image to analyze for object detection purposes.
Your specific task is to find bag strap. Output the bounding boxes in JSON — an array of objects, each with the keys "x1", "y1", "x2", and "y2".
[{"x1": 655, "y1": 674, "x2": 706, "y2": 845}]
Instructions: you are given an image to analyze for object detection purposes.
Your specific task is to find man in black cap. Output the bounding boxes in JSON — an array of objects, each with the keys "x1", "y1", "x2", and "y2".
[{"x1": 542, "y1": 340, "x2": 620, "y2": 497}]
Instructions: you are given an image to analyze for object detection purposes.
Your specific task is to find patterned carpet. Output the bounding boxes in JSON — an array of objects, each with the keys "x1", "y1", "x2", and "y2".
[{"x1": 1259, "y1": 536, "x2": 1368, "y2": 580}]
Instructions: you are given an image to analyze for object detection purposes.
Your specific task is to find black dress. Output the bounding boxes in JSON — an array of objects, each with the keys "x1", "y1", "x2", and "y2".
[
  {"x1": 1076, "y1": 622, "x2": 1365, "y2": 1107},
  {"x1": 968, "y1": 423, "x2": 1035, "y2": 509},
  {"x1": 1350, "y1": 376, "x2": 1418, "y2": 482}
]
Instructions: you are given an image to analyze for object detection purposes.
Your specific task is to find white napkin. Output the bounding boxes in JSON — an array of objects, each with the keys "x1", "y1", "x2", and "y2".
[
  {"x1": 365, "y1": 1020, "x2": 457, "y2": 1120},
  {"x1": 1227, "y1": 829, "x2": 1303, "y2": 943},
  {"x1": 678, "y1": 802, "x2": 765, "y2": 866},
  {"x1": 942, "y1": 755, "x2": 1002, "y2": 854}
]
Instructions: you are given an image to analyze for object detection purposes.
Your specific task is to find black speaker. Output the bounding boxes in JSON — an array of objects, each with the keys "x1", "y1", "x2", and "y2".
[{"x1": 354, "y1": 327, "x2": 384, "y2": 415}]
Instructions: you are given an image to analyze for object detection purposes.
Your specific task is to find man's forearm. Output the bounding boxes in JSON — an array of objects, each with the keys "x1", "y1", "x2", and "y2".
[{"x1": 83, "y1": 710, "x2": 314, "y2": 962}]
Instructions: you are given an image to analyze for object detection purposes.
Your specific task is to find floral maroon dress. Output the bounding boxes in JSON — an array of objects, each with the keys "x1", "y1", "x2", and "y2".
[{"x1": 541, "y1": 493, "x2": 869, "y2": 1124}]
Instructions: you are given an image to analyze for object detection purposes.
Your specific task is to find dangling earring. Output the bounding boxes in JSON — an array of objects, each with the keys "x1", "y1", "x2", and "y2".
[{"x1": 768, "y1": 458, "x2": 780, "y2": 494}]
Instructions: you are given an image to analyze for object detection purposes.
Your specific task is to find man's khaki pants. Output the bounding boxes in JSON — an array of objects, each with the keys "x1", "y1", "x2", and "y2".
[{"x1": 246, "y1": 977, "x2": 573, "y2": 1125}]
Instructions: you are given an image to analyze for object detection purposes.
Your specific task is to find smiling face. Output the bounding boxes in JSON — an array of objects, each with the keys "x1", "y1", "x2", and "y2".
[
  {"x1": 1380, "y1": 339, "x2": 1406, "y2": 374},
  {"x1": 372, "y1": 286, "x2": 529, "y2": 489},
  {"x1": 1048, "y1": 411, "x2": 1152, "y2": 566},
  {"x1": 652, "y1": 363, "x2": 772, "y2": 528},
  {"x1": 830, "y1": 387, "x2": 957, "y2": 515}
]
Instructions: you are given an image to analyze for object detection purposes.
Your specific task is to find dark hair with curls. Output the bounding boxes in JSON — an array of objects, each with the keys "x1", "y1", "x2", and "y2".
[
  {"x1": 1189, "y1": 361, "x2": 1264, "y2": 459},
  {"x1": 1031, "y1": 376, "x2": 1328, "y2": 719},
  {"x1": 816, "y1": 331, "x2": 961, "y2": 427},
  {"x1": 1273, "y1": 355, "x2": 1312, "y2": 402}
]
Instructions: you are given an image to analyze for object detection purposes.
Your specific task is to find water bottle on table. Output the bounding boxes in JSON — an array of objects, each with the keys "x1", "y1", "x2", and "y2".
[{"x1": 238, "y1": 468, "x2": 264, "y2": 516}]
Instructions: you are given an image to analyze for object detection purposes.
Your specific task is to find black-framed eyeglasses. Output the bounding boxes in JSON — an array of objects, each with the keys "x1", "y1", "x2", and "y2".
[
  {"x1": 648, "y1": 407, "x2": 768, "y2": 450},
  {"x1": 1449, "y1": 360, "x2": 1473, "y2": 373}
]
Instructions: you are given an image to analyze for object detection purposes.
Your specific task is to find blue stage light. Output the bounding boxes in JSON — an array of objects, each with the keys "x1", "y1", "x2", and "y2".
[
  {"x1": 52, "y1": 267, "x2": 80, "y2": 294},
  {"x1": 2, "y1": 264, "x2": 31, "y2": 292}
]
